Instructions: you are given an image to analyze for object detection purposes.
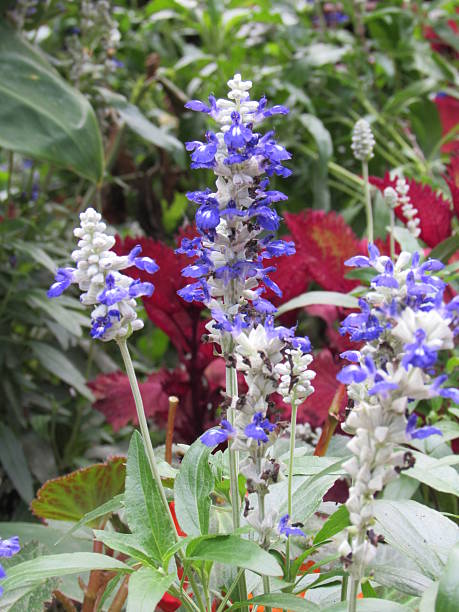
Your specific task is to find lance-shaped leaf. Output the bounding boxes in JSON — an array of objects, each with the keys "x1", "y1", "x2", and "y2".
[
  {"x1": 174, "y1": 439, "x2": 214, "y2": 536},
  {"x1": 31, "y1": 456, "x2": 125, "y2": 525},
  {"x1": 124, "y1": 431, "x2": 176, "y2": 563},
  {"x1": 0, "y1": 23, "x2": 103, "y2": 182}
]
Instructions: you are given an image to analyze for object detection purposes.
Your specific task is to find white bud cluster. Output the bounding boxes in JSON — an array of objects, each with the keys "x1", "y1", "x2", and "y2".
[
  {"x1": 395, "y1": 178, "x2": 420, "y2": 237},
  {"x1": 71, "y1": 208, "x2": 143, "y2": 342},
  {"x1": 214, "y1": 74, "x2": 259, "y2": 129},
  {"x1": 351, "y1": 119, "x2": 375, "y2": 161},
  {"x1": 275, "y1": 348, "x2": 316, "y2": 406}
]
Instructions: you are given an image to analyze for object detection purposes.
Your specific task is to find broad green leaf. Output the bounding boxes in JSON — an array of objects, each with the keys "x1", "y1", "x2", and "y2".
[
  {"x1": 435, "y1": 543, "x2": 459, "y2": 611},
  {"x1": 0, "y1": 522, "x2": 92, "y2": 554},
  {"x1": 290, "y1": 456, "x2": 345, "y2": 477},
  {"x1": 373, "y1": 500, "x2": 459, "y2": 580},
  {"x1": 0, "y1": 23, "x2": 103, "y2": 182},
  {"x1": 125, "y1": 431, "x2": 175, "y2": 563},
  {"x1": 30, "y1": 341, "x2": 94, "y2": 400},
  {"x1": 174, "y1": 438, "x2": 214, "y2": 536},
  {"x1": 229, "y1": 593, "x2": 318, "y2": 611},
  {"x1": 323, "y1": 600, "x2": 407, "y2": 611},
  {"x1": 277, "y1": 291, "x2": 358, "y2": 316},
  {"x1": 31, "y1": 457, "x2": 125, "y2": 524},
  {"x1": 0, "y1": 423, "x2": 34, "y2": 503},
  {"x1": 313, "y1": 505, "x2": 350, "y2": 545},
  {"x1": 93, "y1": 530, "x2": 151, "y2": 564},
  {"x1": 186, "y1": 535, "x2": 282, "y2": 576},
  {"x1": 264, "y1": 458, "x2": 344, "y2": 523},
  {"x1": 404, "y1": 452, "x2": 459, "y2": 496},
  {"x1": 126, "y1": 567, "x2": 175, "y2": 612},
  {"x1": 98, "y1": 88, "x2": 183, "y2": 155},
  {"x1": 2, "y1": 553, "x2": 131, "y2": 592},
  {"x1": 0, "y1": 542, "x2": 59, "y2": 612},
  {"x1": 383, "y1": 78, "x2": 436, "y2": 114}
]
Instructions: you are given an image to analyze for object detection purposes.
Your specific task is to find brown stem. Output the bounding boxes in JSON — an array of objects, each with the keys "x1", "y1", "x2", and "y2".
[
  {"x1": 314, "y1": 384, "x2": 345, "y2": 457},
  {"x1": 166, "y1": 396, "x2": 179, "y2": 464},
  {"x1": 53, "y1": 590, "x2": 77, "y2": 612},
  {"x1": 82, "y1": 540, "x2": 104, "y2": 612},
  {"x1": 107, "y1": 575, "x2": 130, "y2": 612}
]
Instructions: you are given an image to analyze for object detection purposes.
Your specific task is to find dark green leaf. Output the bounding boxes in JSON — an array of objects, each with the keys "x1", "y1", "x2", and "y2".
[
  {"x1": 430, "y1": 235, "x2": 459, "y2": 263},
  {"x1": 313, "y1": 505, "x2": 350, "y2": 545},
  {"x1": 125, "y1": 431, "x2": 175, "y2": 563},
  {"x1": 126, "y1": 567, "x2": 175, "y2": 612},
  {"x1": 30, "y1": 341, "x2": 94, "y2": 400},
  {"x1": 186, "y1": 535, "x2": 282, "y2": 576},
  {"x1": 174, "y1": 439, "x2": 214, "y2": 536},
  {"x1": 0, "y1": 423, "x2": 34, "y2": 503},
  {"x1": 0, "y1": 23, "x2": 103, "y2": 182}
]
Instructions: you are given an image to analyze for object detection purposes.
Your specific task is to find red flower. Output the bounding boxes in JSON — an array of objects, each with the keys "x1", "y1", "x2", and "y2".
[
  {"x1": 370, "y1": 173, "x2": 452, "y2": 247},
  {"x1": 284, "y1": 210, "x2": 365, "y2": 293}
]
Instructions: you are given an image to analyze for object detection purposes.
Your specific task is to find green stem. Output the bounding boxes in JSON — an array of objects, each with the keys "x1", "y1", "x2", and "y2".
[
  {"x1": 389, "y1": 208, "x2": 395, "y2": 261},
  {"x1": 117, "y1": 338, "x2": 179, "y2": 541},
  {"x1": 215, "y1": 569, "x2": 244, "y2": 612},
  {"x1": 226, "y1": 365, "x2": 249, "y2": 609},
  {"x1": 362, "y1": 161, "x2": 373, "y2": 243},
  {"x1": 7, "y1": 151, "x2": 13, "y2": 200},
  {"x1": 348, "y1": 575, "x2": 359, "y2": 612},
  {"x1": 187, "y1": 572, "x2": 206, "y2": 612},
  {"x1": 286, "y1": 396, "x2": 297, "y2": 581},
  {"x1": 341, "y1": 573, "x2": 348, "y2": 601},
  {"x1": 169, "y1": 584, "x2": 201, "y2": 612},
  {"x1": 257, "y1": 487, "x2": 271, "y2": 606}
]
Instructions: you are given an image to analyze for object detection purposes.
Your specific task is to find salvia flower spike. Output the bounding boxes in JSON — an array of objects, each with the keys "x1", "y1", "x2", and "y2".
[
  {"x1": 337, "y1": 245, "x2": 458, "y2": 599},
  {"x1": 48, "y1": 207, "x2": 158, "y2": 341}
]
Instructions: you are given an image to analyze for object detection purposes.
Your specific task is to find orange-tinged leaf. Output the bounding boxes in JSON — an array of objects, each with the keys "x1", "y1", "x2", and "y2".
[{"x1": 31, "y1": 456, "x2": 125, "y2": 525}]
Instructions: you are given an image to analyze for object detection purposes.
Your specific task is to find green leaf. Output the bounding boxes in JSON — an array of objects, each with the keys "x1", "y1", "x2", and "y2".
[
  {"x1": 125, "y1": 431, "x2": 175, "y2": 563},
  {"x1": 0, "y1": 423, "x2": 34, "y2": 503},
  {"x1": 323, "y1": 600, "x2": 407, "y2": 611},
  {"x1": 277, "y1": 291, "x2": 359, "y2": 316},
  {"x1": 186, "y1": 535, "x2": 282, "y2": 576},
  {"x1": 126, "y1": 567, "x2": 175, "y2": 612},
  {"x1": 30, "y1": 341, "x2": 94, "y2": 400},
  {"x1": 313, "y1": 505, "x2": 350, "y2": 545},
  {"x1": 373, "y1": 500, "x2": 459, "y2": 580},
  {"x1": 229, "y1": 593, "x2": 318, "y2": 611},
  {"x1": 98, "y1": 88, "x2": 183, "y2": 155},
  {"x1": 93, "y1": 530, "x2": 151, "y2": 564},
  {"x1": 174, "y1": 438, "x2": 214, "y2": 536},
  {"x1": 404, "y1": 452, "x2": 459, "y2": 496},
  {"x1": 290, "y1": 456, "x2": 345, "y2": 477},
  {"x1": 2, "y1": 553, "x2": 131, "y2": 592},
  {"x1": 0, "y1": 23, "x2": 103, "y2": 182},
  {"x1": 27, "y1": 290, "x2": 83, "y2": 337},
  {"x1": 430, "y1": 235, "x2": 459, "y2": 262},
  {"x1": 435, "y1": 543, "x2": 459, "y2": 611},
  {"x1": 383, "y1": 78, "x2": 436, "y2": 114},
  {"x1": 56, "y1": 494, "x2": 124, "y2": 544},
  {"x1": 299, "y1": 114, "x2": 333, "y2": 160},
  {"x1": 31, "y1": 456, "x2": 125, "y2": 524}
]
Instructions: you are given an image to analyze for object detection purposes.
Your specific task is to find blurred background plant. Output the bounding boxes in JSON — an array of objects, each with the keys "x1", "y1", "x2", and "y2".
[{"x1": 0, "y1": 0, "x2": 457, "y2": 528}]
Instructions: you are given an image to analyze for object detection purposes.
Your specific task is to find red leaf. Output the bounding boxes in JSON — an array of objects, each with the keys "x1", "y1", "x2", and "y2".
[
  {"x1": 370, "y1": 173, "x2": 452, "y2": 247},
  {"x1": 114, "y1": 236, "x2": 206, "y2": 356},
  {"x1": 285, "y1": 211, "x2": 364, "y2": 292},
  {"x1": 89, "y1": 371, "x2": 168, "y2": 432},
  {"x1": 435, "y1": 94, "x2": 459, "y2": 153},
  {"x1": 445, "y1": 155, "x2": 459, "y2": 218},
  {"x1": 298, "y1": 349, "x2": 347, "y2": 428}
]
